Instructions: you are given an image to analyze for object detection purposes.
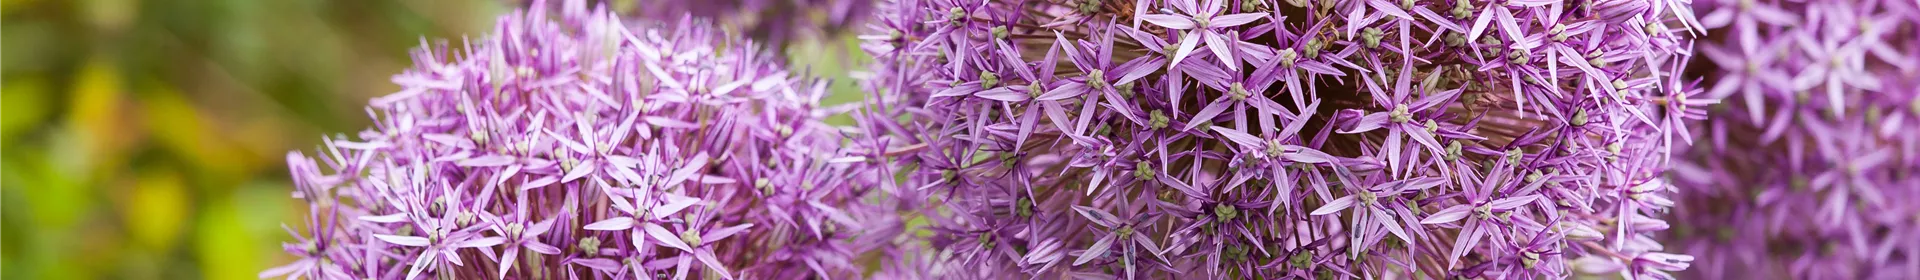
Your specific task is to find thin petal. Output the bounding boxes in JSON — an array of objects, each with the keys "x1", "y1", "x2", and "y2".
[
  {"x1": 373, "y1": 234, "x2": 430, "y2": 247},
  {"x1": 458, "y1": 236, "x2": 506, "y2": 248},
  {"x1": 1209, "y1": 13, "x2": 1265, "y2": 27},
  {"x1": 1312, "y1": 195, "x2": 1357, "y2": 216},
  {"x1": 974, "y1": 87, "x2": 1029, "y2": 102},
  {"x1": 1210, "y1": 125, "x2": 1262, "y2": 148},
  {"x1": 497, "y1": 248, "x2": 519, "y2": 279},
  {"x1": 1073, "y1": 234, "x2": 1119, "y2": 265},
  {"x1": 584, "y1": 217, "x2": 636, "y2": 231},
  {"x1": 1141, "y1": 14, "x2": 1196, "y2": 29},
  {"x1": 1489, "y1": 195, "x2": 1539, "y2": 210},
  {"x1": 359, "y1": 213, "x2": 408, "y2": 223},
  {"x1": 644, "y1": 223, "x2": 693, "y2": 252},
  {"x1": 1170, "y1": 32, "x2": 1203, "y2": 69},
  {"x1": 1421, "y1": 205, "x2": 1474, "y2": 224},
  {"x1": 695, "y1": 250, "x2": 736, "y2": 279},
  {"x1": 701, "y1": 223, "x2": 755, "y2": 243},
  {"x1": 1204, "y1": 32, "x2": 1237, "y2": 70}
]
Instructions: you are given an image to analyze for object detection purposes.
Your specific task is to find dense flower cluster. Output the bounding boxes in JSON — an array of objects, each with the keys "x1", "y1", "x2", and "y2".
[
  {"x1": 1671, "y1": 0, "x2": 1920, "y2": 278},
  {"x1": 629, "y1": 0, "x2": 875, "y2": 46},
  {"x1": 262, "y1": 2, "x2": 920, "y2": 279},
  {"x1": 858, "y1": 0, "x2": 1704, "y2": 278}
]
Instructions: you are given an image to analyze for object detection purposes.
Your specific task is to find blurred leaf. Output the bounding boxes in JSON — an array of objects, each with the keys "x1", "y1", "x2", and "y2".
[
  {"x1": 125, "y1": 168, "x2": 191, "y2": 250},
  {"x1": 67, "y1": 56, "x2": 134, "y2": 171},
  {"x1": 81, "y1": 0, "x2": 137, "y2": 30},
  {"x1": 195, "y1": 193, "x2": 265, "y2": 280},
  {"x1": 785, "y1": 32, "x2": 873, "y2": 126},
  {"x1": 1, "y1": 76, "x2": 51, "y2": 138},
  {"x1": 142, "y1": 86, "x2": 255, "y2": 184},
  {"x1": 8, "y1": 129, "x2": 97, "y2": 229}
]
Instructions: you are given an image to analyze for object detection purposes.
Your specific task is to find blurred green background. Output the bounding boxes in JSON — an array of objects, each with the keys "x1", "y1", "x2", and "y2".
[{"x1": 0, "y1": 0, "x2": 870, "y2": 278}]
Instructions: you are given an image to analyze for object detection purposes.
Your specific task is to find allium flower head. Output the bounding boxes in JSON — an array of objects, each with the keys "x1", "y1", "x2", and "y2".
[
  {"x1": 1673, "y1": 0, "x2": 1920, "y2": 278},
  {"x1": 263, "y1": 1, "x2": 916, "y2": 279},
  {"x1": 629, "y1": 0, "x2": 876, "y2": 46},
  {"x1": 860, "y1": 0, "x2": 1703, "y2": 278}
]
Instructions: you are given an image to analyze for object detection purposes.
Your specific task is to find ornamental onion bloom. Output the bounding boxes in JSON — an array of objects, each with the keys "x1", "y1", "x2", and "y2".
[
  {"x1": 262, "y1": 2, "x2": 918, "y2": 279},
  {"x1": 858, "y1": 0, "x2": 1703, "y2": 278},
  {"x1": 628, "y1": 0, "x2": 876, "y2": 47},
  {"x1": 1672, "y1": 0, "x2": 1920, "y2": 278}
]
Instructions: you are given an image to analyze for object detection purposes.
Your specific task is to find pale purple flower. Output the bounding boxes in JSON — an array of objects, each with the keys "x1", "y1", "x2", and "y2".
[
  {"x1": 861, "y1": 0, "x2": 1702, "y2": 278},
  {"x1": 264, "y1": 1, "x2": 913, "y2": 279},
  {"x1": 1674, "y1": 0, "x2": 1920, "y2": 278}
]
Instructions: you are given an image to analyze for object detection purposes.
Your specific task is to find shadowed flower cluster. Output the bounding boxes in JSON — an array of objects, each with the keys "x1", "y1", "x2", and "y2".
[
  {"x1": 858, "y1": 0, "x2": 1703, "y2": 278},
  {"x1": 263, "y1": 2, "x2": 920, "y2": 279},
  {"x1": 629, "y1": 0, "x2": 876, "y2": 46},
  {"x1": 1671, "y1": 0, "x2": 1920, "y2": 278}
]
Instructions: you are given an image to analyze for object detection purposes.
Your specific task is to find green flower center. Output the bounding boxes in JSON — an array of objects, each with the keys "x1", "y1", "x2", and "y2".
[
  {"x1": 578, "y1": 237, "x2": 602, "y2": 257},
  {"x1": 1265, "y1": 138, "x2": 1286, "y2": 157},
  {"x1": 1229, "y1": 82, "x2": 1250, "y2": 101},
  {"x1": 1389, "y1": 106, "x2": 1412, "y2": 123},
  {"x1": 1079, "y1": 0, "x2": 1102, "y2": 14},
  {"x1": 1305, "y1": 38, "x2": 1325, "y2": 59},
  {"x1": 1087, "y1": 69, "x2": 1106, "y2": 89},
  {"x1": 1452, "y1": 1, "x2": 1473, "y2": 19},
  {"x1": 1571, "y1": 108, "x2": 1589, "y2": 126},
  {"x1": 506, "y1": 222, "x2": 526, "y2": 240},
  {"x1": 979, "y1": 71, "x2": 999, "y2": 89},
  {"x1": 681, "y1": 230, "x2": 703, "y2": 248},
  {"x1": 1361, "y1": 28, "x2": 1384, "y2": 48},
  {"x1": 1134, "y1": 161, "x2": 1157, "y2": 181},
  {"x1": 1278, "y1": 48, "x2": 1299, "y2": 67},
  {"x1": 1549, "y1": 24, "x2": 1570, "y2": 41},
  {"x1": 948, "y1": 7, "x2": 967, "y2": 26},
  {"x1": 1445, "y1": 141, "x2": 1463, "y2": 161},
  {"x1": 1446, "y1": 32, "x2": 1467, "y2": 47},
  {"x1": 1149, "y1": 109, "x2": 1170, "y2": 129},
  {"x1": 1508, "y1": 49, "x2": 1532, "y2": 65},
  {"x1": 1214, "y1": 204, "x2": 1239, "y2": 221},
  {"x1": 1015, "y1": 197, "x2": 1033, "y2": 218}
]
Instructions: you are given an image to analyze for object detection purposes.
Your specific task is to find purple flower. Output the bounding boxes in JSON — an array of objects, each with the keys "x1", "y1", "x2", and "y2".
[
  {"x1": 620, "y1": 0, "x2": 875, "y2": 47},
  {"x1": 861, "y1": 0, "x2": 1702, "y2": 278},
  {"x1": 264, "y1": 1, "x2": 915, "y2": 279},
  {"x1": 1417, "y1": 159, "x2": 1541, "y2": 269},
  {"x1": 1673, "y1": 0, "x2": 1920, "y2": 278},
  {"x1": 1140, "y1": 0, "x2": 1267, "y2": 70},
  {"x1": 1311, "y1": 176, "x2": 1444, "y2": 257}
]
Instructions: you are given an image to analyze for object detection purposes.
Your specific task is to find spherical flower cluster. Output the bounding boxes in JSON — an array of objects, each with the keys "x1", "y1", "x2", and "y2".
[
  {"x1": 262, "y1": 2, "x2": 918, "y2": 279},
  {"x1": 1672, "y1": 0, "x2": 1920, "y2": 278},
  {"x1": 859, "y1": 0, "x2": 1704, "y2": 278},
  {"x1": 629, "y1": 0, "x2": 875, "y2": 46}
]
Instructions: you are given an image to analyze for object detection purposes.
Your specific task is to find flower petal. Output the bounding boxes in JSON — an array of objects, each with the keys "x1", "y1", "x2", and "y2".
[
  {"x1": 701, "y1": 223, "x2": 755, "y2": 243},
  {"x1": 584, "y1": 217, "x2": 635, "y2": 231},
  {"x1": 1311, "y1": 195, "x2": 1357, "y2": 216},
  {"x1": 1140, "y1": 14, "x2": 1196, "y2": 30},
  {"x1": 644, "y1": 223, "x2": 693, "y2": 252},
  {"x1": 1420, "y1": 205, "x2": 1473, "y2": 224},
  {"x1": 1209, "y1": 13, "x2": 1265, "y2": 27},
  {"x1": 373, "y1": 234, "x2": 430, "y2": 247},
  {"x1": 1072, "y1": 233, "x2": 1118, "y2": 265}
]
